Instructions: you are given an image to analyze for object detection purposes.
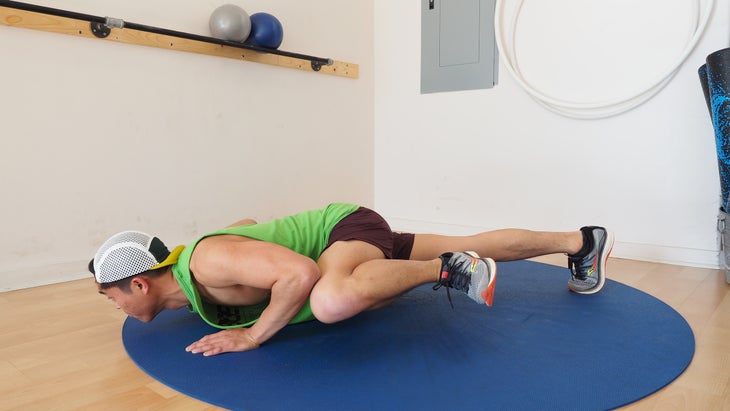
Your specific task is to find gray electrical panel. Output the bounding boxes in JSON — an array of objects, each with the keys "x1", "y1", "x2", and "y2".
[{"x1": 421, "y1": 0, "x2": 498, "y2": 94}]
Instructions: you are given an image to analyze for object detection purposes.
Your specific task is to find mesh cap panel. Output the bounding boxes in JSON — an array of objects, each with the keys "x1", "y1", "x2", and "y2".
[
  {"x1": 95, "y1": 231, "x2": 152, "y2": 260},
  {"x1": 94, "y1": 231, "x2": 159, "y2": 283}
]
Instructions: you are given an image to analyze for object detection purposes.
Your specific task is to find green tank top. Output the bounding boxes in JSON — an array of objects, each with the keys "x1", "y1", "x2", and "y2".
[{"x1": 171, "y1": 203, "x2": 359, "y2": 329}]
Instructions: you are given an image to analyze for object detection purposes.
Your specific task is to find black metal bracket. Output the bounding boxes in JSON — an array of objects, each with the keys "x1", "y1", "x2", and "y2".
[
  {"x1": 90, "y1": 21, "x2": 110, "y2": 38},
  {"x1": 90, "y1": 17, "x2": 124, "y2": 38},
  {"x1": 311, "y1": 58, "x2": 335, "y2": 71}
]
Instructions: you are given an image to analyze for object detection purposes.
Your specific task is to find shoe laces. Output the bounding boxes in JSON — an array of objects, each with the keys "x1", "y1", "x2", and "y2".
[
  {"x1": 569, "y1": 227, "x2": 598, "y2": 281},
  {"x1": 433, "y1": 257, "x2": 472, "y2": 308},
  {"x1": 568, "y1": 254, "x2": 591, "y2": 281},
  {"x1": 433, "y1": 284, "x2": 455, "y2": 308}
]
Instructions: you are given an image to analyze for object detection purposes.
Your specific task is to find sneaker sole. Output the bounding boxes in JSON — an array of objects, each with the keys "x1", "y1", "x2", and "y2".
[
  {"x1": 570, "y1": 229, "x2": 615, "y2": 295},
  {"x1": 465, "y1": 251, "x2": 497, "y2": 306}
]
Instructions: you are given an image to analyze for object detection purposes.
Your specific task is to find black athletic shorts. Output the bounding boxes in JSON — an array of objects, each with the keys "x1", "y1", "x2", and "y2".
[{"x1": 325, "y1": 207, "x2": 415, "y2": 260}]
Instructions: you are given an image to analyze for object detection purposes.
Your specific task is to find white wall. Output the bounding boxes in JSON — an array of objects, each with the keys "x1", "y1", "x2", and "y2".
[
  {"x1": 3, "y1": 1, "x2": 726, "y2": 291},
  {"x1": 0, "y1": 0, "x2": 373, "y2": 291},
  {"x1": 374, "y1": 0, "x2": 727, "y2": 268}
]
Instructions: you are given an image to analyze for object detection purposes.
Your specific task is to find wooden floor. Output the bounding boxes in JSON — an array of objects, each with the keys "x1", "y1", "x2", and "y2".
[{"x1": 0, "y1": 256, "x2": 728, "y2": 410}]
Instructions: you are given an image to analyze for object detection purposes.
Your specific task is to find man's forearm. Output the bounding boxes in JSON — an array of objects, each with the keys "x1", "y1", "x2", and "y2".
[{"x1": 244, "y1": 266, "x2": 319, "y2": 345}]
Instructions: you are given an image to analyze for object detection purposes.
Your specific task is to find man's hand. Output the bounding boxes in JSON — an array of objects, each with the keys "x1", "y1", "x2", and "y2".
[{"x1": 185, "y1": 328, "x2": 260, "y2": 356}]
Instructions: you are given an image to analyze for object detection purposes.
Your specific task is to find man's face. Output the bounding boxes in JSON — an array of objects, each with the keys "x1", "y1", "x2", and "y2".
[{"x1": 97, "y1": 281, "x2": 159, "y2": 322}]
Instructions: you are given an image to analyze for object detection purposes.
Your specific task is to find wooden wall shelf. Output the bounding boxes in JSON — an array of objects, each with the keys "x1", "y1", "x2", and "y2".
[{"x1": 0, "y1": 1, "x2": 359, "y2": 79}]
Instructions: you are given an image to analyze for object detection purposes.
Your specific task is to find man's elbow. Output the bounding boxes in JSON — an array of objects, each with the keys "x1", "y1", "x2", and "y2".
[
  {"x1": 293, "y1": 260, "x2": 320, "y2": 289},
  {"x1": 272, "y1": 257, "x2": 320, "y2": 296},
  {"x1": 289, "y1": 261, "x2": 320, "y2": 295}
]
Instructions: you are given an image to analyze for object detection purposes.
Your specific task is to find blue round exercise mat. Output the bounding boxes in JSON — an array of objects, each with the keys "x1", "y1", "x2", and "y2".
[{"x1": 123, "y1": 260, "x2": 694, "y2": 410}]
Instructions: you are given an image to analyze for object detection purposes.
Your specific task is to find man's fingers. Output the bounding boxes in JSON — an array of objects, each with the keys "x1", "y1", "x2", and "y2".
[
  {"x1": 186, "y1": 335, "x2": 218, "y2": 354},
  {"x1": 185, "y1": 329, "x2": 257, "y2": 356}
]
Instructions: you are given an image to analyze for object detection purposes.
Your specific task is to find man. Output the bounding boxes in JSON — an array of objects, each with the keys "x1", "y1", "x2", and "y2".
[{"x1": 90, "y1": 203, "x2": 613, "y2": 356}]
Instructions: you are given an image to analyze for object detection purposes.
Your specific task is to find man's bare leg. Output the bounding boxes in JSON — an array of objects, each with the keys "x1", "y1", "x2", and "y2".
[
  {"x1": 409, "y1": 229, "x2": 583, "y2": 261},
  {"x1": 310, "y1": 240, "x2": 443, "y2": 323},
  {"x1": 308, "y1": 229, "x2": 606, "y2": 324},
  {"x1": 407, "y1": 227, "x2": 613, "y2": 295}
]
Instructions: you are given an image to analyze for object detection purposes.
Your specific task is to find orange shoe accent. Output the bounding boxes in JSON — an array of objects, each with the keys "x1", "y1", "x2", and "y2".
[
  {"x1": 481, "y1": 260, "x2": 497, "y2": 307},
  {"x1": 482, "y1": 279, "x2": 496, "y2": 307}
]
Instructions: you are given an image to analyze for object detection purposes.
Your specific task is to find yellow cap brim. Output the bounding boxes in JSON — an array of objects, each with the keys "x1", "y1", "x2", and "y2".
[{"x1": 151, "y1": 245, "x2": 185, "y2": 270}]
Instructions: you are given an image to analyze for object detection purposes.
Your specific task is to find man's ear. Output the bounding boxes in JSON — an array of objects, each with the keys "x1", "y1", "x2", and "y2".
[{"x1": 130, "y1": 277, "x2": 150, "y2": 294}]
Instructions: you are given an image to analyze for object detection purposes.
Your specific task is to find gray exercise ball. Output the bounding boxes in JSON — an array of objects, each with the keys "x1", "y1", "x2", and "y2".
[{"x1": 209, "y1": 4, "x2": 251, "y2": 42}]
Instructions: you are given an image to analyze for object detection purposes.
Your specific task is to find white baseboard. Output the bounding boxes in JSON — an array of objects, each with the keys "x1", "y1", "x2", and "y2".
[
  {"x1": 612, "y1": 242, "x2": 721, "y2": 269},
  {"x1": 386, "y1": 217, "x2": 722, "y2": 270},
  {"x1": 1, "y1": 260, "x2": 90, "y2": 292}
]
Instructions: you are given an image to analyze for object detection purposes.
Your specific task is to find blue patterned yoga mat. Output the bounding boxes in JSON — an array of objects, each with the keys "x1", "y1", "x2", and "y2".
[
  {"x1": 700, "y1": 48, "x2": 730, "y2": 211},
  {"x1": 122, "y1": 260, "x2": 694, "y2": 410}
]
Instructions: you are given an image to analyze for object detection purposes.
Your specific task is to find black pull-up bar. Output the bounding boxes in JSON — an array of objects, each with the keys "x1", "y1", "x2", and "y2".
[{"x1": 0, "y1": 0, "x2": 334, "y2": 71}]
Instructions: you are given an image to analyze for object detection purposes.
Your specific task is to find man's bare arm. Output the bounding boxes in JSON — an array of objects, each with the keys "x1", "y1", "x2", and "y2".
[{"x1": 185, "y1": 236, "x2": 319, "y2": 356}]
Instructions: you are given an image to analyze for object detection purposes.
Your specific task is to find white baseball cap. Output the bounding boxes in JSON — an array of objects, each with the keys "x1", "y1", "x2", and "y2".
[{"x1": 89, "y1": 231, "x2": 184, "y2": 284}]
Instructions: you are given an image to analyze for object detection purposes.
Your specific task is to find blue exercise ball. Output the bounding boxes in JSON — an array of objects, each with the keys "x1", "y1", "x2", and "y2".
[
  {"x1": 245, "y1": 12, "x2": 284, "y2": 49},
  {"x1": 209, "y1": 4, "x2": 251, "y2": 42}
]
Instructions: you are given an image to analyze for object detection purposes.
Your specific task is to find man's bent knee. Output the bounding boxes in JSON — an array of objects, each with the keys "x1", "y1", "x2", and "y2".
[{"x1": 310, "y1": 284, "x2": 363, "y2": 324}]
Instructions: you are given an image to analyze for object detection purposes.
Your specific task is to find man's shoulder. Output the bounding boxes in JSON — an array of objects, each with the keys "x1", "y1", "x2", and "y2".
[{"x1": 189, "y1": 236, "x2": 257, "y2": 280}]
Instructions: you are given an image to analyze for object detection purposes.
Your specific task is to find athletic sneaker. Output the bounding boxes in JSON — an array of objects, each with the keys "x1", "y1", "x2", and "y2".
[
  {"x1": 433, "y1": 251, "x2": 497, "y2": 307},
  {"x1": 567, "y1": 226, "x2": 614, "y2": 294}
]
